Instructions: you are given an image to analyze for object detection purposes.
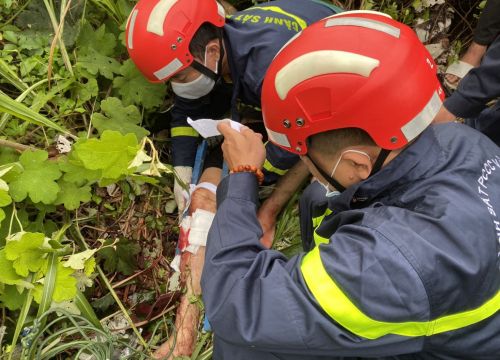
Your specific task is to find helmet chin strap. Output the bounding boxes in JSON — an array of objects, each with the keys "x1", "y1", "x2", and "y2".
[
  {"x1": 306, "y1": 148, "x2": 391, "y2": 193},
  {"x1": 190, "y1": 31, "x2": 225, "y2": 83},
  {"x1": 306, "y1": 154, "x2": 346, "y2": 193}
]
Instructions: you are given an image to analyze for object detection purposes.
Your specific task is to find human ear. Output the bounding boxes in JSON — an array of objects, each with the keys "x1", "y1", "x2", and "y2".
[
  {"x1": 205, "y1": 39, "x2": 220, "y2": 62},
  {"x1": 343, "y1": 151, "x2": 372, "y2": 181}
]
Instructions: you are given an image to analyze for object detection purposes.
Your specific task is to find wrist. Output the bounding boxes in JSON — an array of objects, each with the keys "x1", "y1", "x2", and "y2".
[{"x1": 229, "y1": 165, "x2": 264, "y2": 185}]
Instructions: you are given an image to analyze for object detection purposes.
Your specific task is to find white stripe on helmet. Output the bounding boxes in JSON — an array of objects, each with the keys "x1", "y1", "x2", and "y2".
[
  {"x1": 147, "y1": 0, "x2": 178, "y2": 36},
  {"x1": 325, "y1": 17, "x2": 400, "y2": 38},
  {"x1": 275, "y1": 50, "x2": 380, "y2": 100},
  {"x1": 326, "y1": 10, "x2": 392, "y2": 19},
  {"x1": 127, "y1": 9, "x2": 139, "y2": 49},
  {"x1": 401, "y1": 90, "x2": 442, "y2": 142},
  {"x1": 154, "y1": 58, "x2": 183, "y2": 80}
]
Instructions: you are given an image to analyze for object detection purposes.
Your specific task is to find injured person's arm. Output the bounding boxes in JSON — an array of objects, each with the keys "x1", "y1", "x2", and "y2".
[{"x1": 154, "y1": 167, "x2": 220, "y2": 359}]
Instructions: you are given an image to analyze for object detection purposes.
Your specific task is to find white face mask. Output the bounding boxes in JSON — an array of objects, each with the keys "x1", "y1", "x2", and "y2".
[
  {"x1": 171, "y1": 46, "x2": 218, "y2": 99},
  {"x1": 321, "y1": 149, "x2": 371, "y2": 197}
]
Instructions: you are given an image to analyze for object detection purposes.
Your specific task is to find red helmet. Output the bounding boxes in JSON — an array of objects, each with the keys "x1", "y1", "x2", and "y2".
[
  {"x1": 261, "y1": 11, "x2": 444, "y2": 155},
  {"x1": 125, "y1": 0, "x2": 225, "y2": 83}
]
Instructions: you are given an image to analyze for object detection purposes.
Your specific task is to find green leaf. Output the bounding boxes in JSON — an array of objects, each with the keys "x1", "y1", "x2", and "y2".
[
  {"x1": 59, "y1": 153, "x2": 101, "y2": 185},
  {"x1": 53, "y1": 260, "x2": 77, "y2": 302},
  {"x1": 92, "y1": 97, "x2": 150, "y2": 140},
  {"x1": 63, "y1": 249, "x2": 97, "y2": 270},
  {"x1": 54, "y1": 180, "x2": 92, "y2": 210},
  {"x1": 0, "y1": 92, "x2": 71, "y2": 135},
  {"x1": 9, "y1": 150, "x2": 62, "y2": 204},
  {"x1": 78, "y1": 23, "x2": 117, "y2": 56},
  {"x1": 77, "y1": 47, "x2": 121, "y2": 80},
  {"x1": 33, "y1": 260, "x2": 77, "y2": 303},
  {"x1": 73, "y1": 77, "x2": 98, "y2": 105},
  {"x1": 84, "y1": 257, "x2": 96, "y2": 276},
  {"x1": 0, "y1": 285, "x2": 27, "y2": 310},
  {"x1": 113, "y1": 59, "x2": 167, "y2": 109},
  {"x1": 97, "y1": 238, "x2": 140, "y2": 275},
  {"x1": 0, "y1": 189, "x2": 12, "y2": 206},
  {"x1": 73, "y1": 131, "x2": 139, "y2": 179},
  {"x1": 0, "y1": 249, "x2": 25, "y2": 286},
  {"x1": 77, "y1": 23, "x2": 120, "y2": 80},
  {"x1": 5, "y1": 232, "x2": 47, "y2": 277}
]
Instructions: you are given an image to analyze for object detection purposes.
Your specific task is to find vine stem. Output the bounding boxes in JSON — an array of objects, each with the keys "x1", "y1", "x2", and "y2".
[
  {"x1": 0, "y1": 139, "x2": 33, "y2": 152},
  {"x1": 70, "y1": 224, "x2": 152, "y2": 355}
]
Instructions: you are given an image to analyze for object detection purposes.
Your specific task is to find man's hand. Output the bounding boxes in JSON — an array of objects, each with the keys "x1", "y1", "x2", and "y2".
[
  {"x1": 433, "y1": 104, "x2": 457, "y2": 124},
  {"x1": 174, "y1": 166, "x2": 193, "y2": 214},
  {"x1": 217, "y1": 121, "x2": 266, "y2": 169}
]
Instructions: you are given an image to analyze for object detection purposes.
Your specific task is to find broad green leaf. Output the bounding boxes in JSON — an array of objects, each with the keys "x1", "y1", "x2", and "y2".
[
  {"x1": 113, "y1": 59, "x2": 167, "y2": 109},
  {"x1": 97, "y1": 238, "x2": 140, "y2": 275},
  {"x1": 77, "y1": 47, "x2": 121, "y2": 80},
  {"x1": 54, "y1": 180, "x2": 92, "y2": 210},
  {"x1": 84, "y1": 257, "x2": 96, "y2": 276},
  {"x1": 78, "y1": 23, "x2": 117, "y2": 56},
  {"x1": 5, "y1": 232, "x2": 47, "y2": 277},
  {"x1": 33, "y1": 260, "x2": 77, "y2": 303},
  {"x1": 63, "y1": 249, "x2": 97, "y2": 270},
  {"x1": 76, "y1": 22, "x2": 120, "y2": 79},
  {"x1": 9, "y1": 150, "x2": 62, "y2": 204},
  {"x1": 73, "y1": 77, "x2": 98, "y2": 105},
  {"x1": 0, "y1": 285, "x2": 26, "y2": 310},
  {"x1": 0, "y1": 249, "x2": 25, "y2": 285},
  {"x1": 52, "y1": 260, "x2": 77, "y2": 302},
  {"x1": 73, "y1": 131, "x2": 139, "y2": 179},
  {"x1": 92, "y1": 97, "x2": 149, "y2": 140},
  {"x1": 0, "y1": 189, "x2": 12, "y2": 206},
  {"x1": 59, "y1": 154, "x2": 101, "y2": 185}
]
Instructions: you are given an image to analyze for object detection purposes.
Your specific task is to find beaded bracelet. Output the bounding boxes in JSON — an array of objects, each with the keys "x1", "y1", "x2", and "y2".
[{"x1": 229, "y1": 165, "x2": 264, "y2": 185}]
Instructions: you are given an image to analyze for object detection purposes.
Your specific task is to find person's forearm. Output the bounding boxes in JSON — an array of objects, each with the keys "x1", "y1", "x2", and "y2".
[{"x1": 260, "y1": 161, "x2": 309, "y2": 218}]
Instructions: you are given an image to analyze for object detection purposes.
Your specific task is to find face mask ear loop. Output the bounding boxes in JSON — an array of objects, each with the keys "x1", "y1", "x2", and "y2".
[{"x1": 190, "y1": 29, "x2": 224, "y2": 82}]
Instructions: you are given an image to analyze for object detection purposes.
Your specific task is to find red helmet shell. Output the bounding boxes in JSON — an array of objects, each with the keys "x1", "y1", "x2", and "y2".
[
  {"x1": 262, "y1": 11, "x2": 444, "y2": 155},
  {"x1": 126, "y1": 0, "x2": 225, "y2": 83}
]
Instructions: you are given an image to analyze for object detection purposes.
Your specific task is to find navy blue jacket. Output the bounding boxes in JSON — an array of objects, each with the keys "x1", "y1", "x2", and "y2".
[
  {"x1": 170, "y1": 0, "x2": 340, "y2": 179},
  {"x1": 444, "y1": 35, "x2": 500, "y2": 145},
  {"x1": 202, "y1": 124, "x2": 500, "y2": 359}
]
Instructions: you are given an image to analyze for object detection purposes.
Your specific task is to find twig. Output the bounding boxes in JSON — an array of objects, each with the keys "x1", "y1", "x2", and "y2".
[{"x1": 0, "y1": 139, "x2": 34, "y2": 152}]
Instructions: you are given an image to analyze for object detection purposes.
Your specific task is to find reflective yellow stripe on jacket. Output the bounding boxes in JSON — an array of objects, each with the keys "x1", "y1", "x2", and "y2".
[
  {"x1": 250, "y1": 5, "x2": 307, "y2": 30},
  {"x1": 301, "y1": 246, "x2": 500, "y2": 339},
  {"x1": 263, "y1": 159, "x2": 288, "y2": 176},
  {"x1": 171, "y1": 126, "x2": 199, "y2": 137},
  {"x1": 311, "y1": 208, "x2": 332, "y2": 246}
]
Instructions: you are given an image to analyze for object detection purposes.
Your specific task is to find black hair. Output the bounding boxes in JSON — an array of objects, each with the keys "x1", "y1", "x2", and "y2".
[
  {"x1": 189, "y1": 22, "x2": 223, "y2": 59},
  {"x1": 309, "y1": 128, "x2": 376, "y2": 156}
]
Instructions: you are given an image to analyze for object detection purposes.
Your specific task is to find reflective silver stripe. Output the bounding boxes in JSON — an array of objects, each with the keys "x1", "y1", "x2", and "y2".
[
  {"x1": 267, "y1": 128, "x2": 291, "y2": 148},
  {"x1": 275, "y1": 50, "x2": 380, "y2": 100},
  {"x1": 127, "y1": 9, "x2": 139, "y2": 49},
  {"x1": 153, "y1": 58, "x2": 183, "y2": 80},
  {"x1": 325, "y1": 17, "x2": 400, "y2": 38},
  {"x1": 326, "y1": 10, "x2": 392, "y2": 19},
  {"x1": 401, "y1": 91, "x2": 442, "y2": 141},
  {"x1": 216, "y1": 1, "x2": 226, "y2": 18},
  {"x1": 147, "y1": 0, "x2": 178, "y2": 36}
]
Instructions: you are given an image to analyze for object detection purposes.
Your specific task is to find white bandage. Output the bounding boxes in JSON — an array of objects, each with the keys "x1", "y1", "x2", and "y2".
[{"x1": 187, "y1": 209, "x2": 215, "y2": 249}]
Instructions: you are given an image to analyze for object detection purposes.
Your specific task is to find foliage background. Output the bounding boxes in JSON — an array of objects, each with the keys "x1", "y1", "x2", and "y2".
[{"x1": 0, "y1": 0, "x2": 485, "y2": 359}]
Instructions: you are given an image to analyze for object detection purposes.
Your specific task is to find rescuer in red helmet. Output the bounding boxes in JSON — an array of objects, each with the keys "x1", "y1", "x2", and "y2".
[{"x1": 202, "y1": 11, "x2": 500, "y2": 360}]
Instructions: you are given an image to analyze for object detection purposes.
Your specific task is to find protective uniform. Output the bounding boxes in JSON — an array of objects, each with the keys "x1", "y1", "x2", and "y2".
[
  {"x1": 201, "y1": 11, "x2": 500, "y2": 359},
  {"x1": 126, "y1": 0, "x2": 341, "y2": 181},
  {"x1": 444, "y1": 35, "x2": 500, "y2": 146}
]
